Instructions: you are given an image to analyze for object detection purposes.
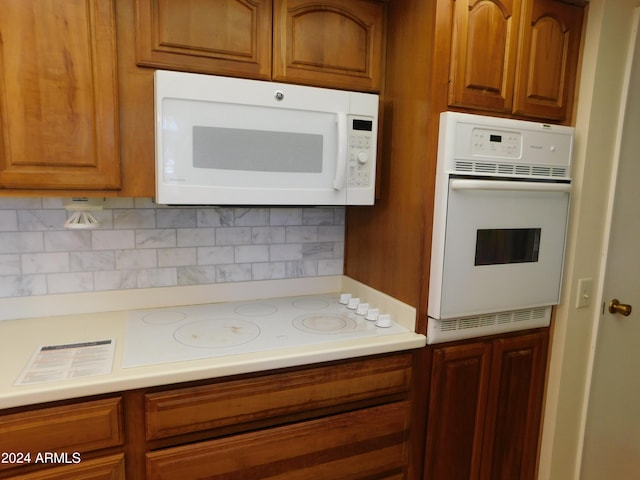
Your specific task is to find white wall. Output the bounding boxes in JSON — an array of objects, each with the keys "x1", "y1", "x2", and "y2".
[{"x1": 538, "y1": 1, "x2": 640, "y2": 478}]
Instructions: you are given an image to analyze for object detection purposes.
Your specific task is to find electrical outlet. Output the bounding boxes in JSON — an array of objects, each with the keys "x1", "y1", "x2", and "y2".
[{"x1": 576, "y1": 278, "x2": 593, "y2": 309}]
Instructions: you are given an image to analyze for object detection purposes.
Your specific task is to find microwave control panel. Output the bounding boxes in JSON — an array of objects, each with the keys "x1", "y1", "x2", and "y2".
[{"x1": 347, "y1": 116, "x2": 375, "y2": 188}]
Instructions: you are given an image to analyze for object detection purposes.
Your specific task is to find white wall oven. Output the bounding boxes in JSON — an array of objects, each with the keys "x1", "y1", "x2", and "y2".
[{"x1": 428, "y1": 112, "x2": 574, "y2": 344}]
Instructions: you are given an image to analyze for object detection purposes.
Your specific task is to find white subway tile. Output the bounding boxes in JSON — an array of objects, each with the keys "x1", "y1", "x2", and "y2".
[
  {"x1": 94, "y1": 270, "x2": 137, "y2": 291},
  {"x1": 70, "y1": 251, "x2": 115, "y2": 272},
  {"x1": 22, "y1": 252, "x2": 69, "y2": 274},
  {"x1": 157, "y1": 208, "x2": 197, "y2": 228},
  {"x1": 252, "y1": 262, "x2": 286, "y2": 280},
  {"x1": 177, "y1": 265, "x2": 217, "y2": 285},
  {"x1": 113, "y1": 209, "x2": 156, "y2": 229},
  {"x1": 235, "y1": 245, "x2": 269, "y2": 263},
  {"x1": 135, "y1": 229, "x2": 177, "y2": 249},
  {"x1": 269, "y1": 208, "x2": 302, "y2": 226},
  {"x1": 197, "y1": 246, "x2": 234, "y2": 265},
  {"x1": 216, "y1": 264, "x2": 252, "y2": 282},
  {"x1": 177, "y1": 228, "x2": 215, "y2": 247},
  {"x1": 45, "y1": 231, "x2": 91, "y2": 252},
  {"x1": 18, "y1": 210, "x2": 67, "y2": 231},
  {"x1": 234, "y1": 208, "x2": 269, "y2": 226},
  {"x1": 0, "y1": 254, "x2": 21, "y2": 275},
  {"x1": 92, "y1": 230, "x2": 135, "y2": 250},
  {"x1": 270, "y1": 244, "x2": 303, "y2": 261},
  {"x1": 0, "y1": 211, "x2": 18, "y2": 231},
  {"x1": 285, "y1": 226, "x2": 318, "y2": 243},
  {"x1": 197, "y1": 208, "x2": 233, "y2": 227},
  {"x1": 0, "y1": 274, "x2": 46, "y2": 297},
  {"x1": 116, "y1": 249, "x2": 157, "y2": 270},
  {"x1": 318, "y1": 259, "x2": 344, "y2": 276},
  {"x1": 137, "y1": 268, "x2": 177, "y2": 288},
  {"x1": 0, "y1": 232, "x2": 44, "y2": 254},
  {"x1": 158, "y1": 248, "x2": 197, "y2": 267},
  {"x1": 47, "y1": 272, "x2": 93, "y2": 294},
  {"x1": 216, "y1": 227, "x2": 252, "y2": 245}
]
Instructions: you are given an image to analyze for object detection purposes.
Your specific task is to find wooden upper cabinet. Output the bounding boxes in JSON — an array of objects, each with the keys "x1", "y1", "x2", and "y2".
[
  {"x1": 0, "y1": 0, "x2": 120, "y2": 190},
  {"x1": 134, "y1": 0, "x2": 273, "y2": 79},
  {"x1": 134, "y1": 0, "x2": 385, "y2": 91},
  {"x1": 273, "y1": 0, "x2": 386, "y2": 91},
  {"x1": 449, "y1": 0, "x2": 522, "y2": 113},
  {"x1": 513, "y1": 0, "x2": 584, "y2": 121},
  {"x1": 448, "y1": 0, "x2": 585, "y2": 122}
]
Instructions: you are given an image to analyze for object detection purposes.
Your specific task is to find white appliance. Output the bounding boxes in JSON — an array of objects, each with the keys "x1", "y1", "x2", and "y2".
[
  {"x1": 428, "y1": 112, "x2": 574, "y2": 344},
  {"x1": 122, "y1": 293, "x2": 409, "y2": 368},
  {"x1": 154, "y1": 70, "x2": 379, "y2": 206}
]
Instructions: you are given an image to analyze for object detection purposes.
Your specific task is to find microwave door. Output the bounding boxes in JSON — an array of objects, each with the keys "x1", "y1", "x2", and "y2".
[
  {"x1": 437, "y1": 178, "x2": 570, "y2": 319},
  {"x1": 157, "y1": 99, "x2": 347, "y2": 205}
]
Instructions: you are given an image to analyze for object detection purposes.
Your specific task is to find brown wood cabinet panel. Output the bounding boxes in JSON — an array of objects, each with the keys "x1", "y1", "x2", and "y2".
[
  {"x1": 273, "y1": 0, "x2": 385, "y2": 91},
  {"x1": 135, "y1": 0, "x2": 273, "y2": 79},
  {"x1": 0, "y1": 398, "x2": 123, "y2": 472},
  {"x1": 449, "y1": 0, "x2": 522, "y2": 112},
  {"x1": 8, "y1": 454, "x2": 125, "y2": 480},
  {"x1": 145, "y1": 353, "x2": 412, "y2": 440},
  {"x1": 146, "y1": 401, "x2": 411, "y2": 479},
  {"x1": 481, "y1": 331, "x2": 548, "y2": 479},
  {"x1": 0, "y1": 0, "x2": 120, "y2": 190},
  {"x1": 423, "y1": 341, "x2": 492, "y2": 480},
  {"x1": 513, "y1": 0, "x2": 584, "y2": 121}
]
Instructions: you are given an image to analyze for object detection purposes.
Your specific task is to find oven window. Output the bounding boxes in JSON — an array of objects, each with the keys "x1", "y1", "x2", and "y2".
[{"x1": 475, "y1": 228, "x2": 541, "y2": 266}]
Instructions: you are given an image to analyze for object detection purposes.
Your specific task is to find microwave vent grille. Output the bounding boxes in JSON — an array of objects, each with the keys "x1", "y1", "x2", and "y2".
[
  {"x1": 427, "y1": 307, "x2": 551, "y2": 344},
  {"x1": 453, "y1": 161, "x2": 569, "y2": 179}
]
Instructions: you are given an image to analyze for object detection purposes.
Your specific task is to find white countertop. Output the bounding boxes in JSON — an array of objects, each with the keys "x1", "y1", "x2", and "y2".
[{"x1": 0, "y1": 276, "x2": 426, "y2": 409}]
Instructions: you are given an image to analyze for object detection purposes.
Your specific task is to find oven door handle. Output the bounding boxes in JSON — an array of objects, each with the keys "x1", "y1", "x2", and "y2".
[{"x1": 450, "y1": 179, "x2": 571, "y2": 193}]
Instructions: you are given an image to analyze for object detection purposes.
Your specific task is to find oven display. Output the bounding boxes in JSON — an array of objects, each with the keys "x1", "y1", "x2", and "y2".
[{"x1": 475, "y1": 228, "x2": 541, "y2": 266}]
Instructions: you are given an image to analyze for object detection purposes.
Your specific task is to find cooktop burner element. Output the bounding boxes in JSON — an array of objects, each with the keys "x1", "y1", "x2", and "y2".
[{"x1": 122, "y1": 293, "x2": 410, "y2": 368}]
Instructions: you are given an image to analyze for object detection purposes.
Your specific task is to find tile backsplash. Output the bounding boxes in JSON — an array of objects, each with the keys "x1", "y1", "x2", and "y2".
[{"x1": 0, "y1": 198, "x2": 345, "y2": 298}]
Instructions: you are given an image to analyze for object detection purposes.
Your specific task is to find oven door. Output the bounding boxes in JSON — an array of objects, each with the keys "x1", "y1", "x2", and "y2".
[{"x1": 430, "y1": 178, "x2": 571, "y2": 319}]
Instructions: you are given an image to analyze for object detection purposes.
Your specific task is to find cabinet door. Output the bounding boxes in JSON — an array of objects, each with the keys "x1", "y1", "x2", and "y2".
[
  {"x1": 481, "y1": 331, "x2": 548, "y2": 480},
  {"x1": 0, "y1": 0, "x2": 120, "y2": 190},
  {"x1": 146, "y1": 401, "x2": 411, "y2": 479},
  {"x1": 273, "y1": 0, "x2": 385, "y2": 91},
  {"x1": 423, "y1": 341, "x2": 492, "y2": 480},
  {"x1": 8, "y1": 455, "x2": 125, "y2": 480},
  {"x1": 513, "y1": 0, "x2": 584, "y2": 121},
  {"x1": 449, "y1": 0, "x2": 522, "y2": 112},
  {"x1": 135, "y1": 0, "x2": 272, "y2": 79}
]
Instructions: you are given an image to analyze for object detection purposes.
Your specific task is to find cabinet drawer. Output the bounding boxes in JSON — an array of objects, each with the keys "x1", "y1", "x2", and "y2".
[
  {"x1": 145, "y1": 353, "x2": 412, "y2": 440},
  {"x1": 8, "y1": 454, "x2": 125, "y2": 480},
  {"x1": 146, "y1": 401, "x2": 410, "y2": 479},
  {"x1": 0, "y1": 398, "x2": 123, "y2": 465}
]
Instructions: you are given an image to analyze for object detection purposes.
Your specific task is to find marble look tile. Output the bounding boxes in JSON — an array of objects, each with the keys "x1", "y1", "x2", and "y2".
[
  {"x1": 158, "y1": 248, "x2": 197, "y2": 267},
  {"x1": 22, "y1": 252, "x2": 70, "y2": 274},
  {"x1": 302, "y1": 208, "x2": 335, "y2": 225},
  {"x1": 0, "y1": 274, "x2": 46, "y2": 297},
  {"x1": 135, "y1": 229, "x2": 177, "y2": 249},
  {"x1": 234, "y1": 208, "x2": 269, "y2": 226},
  {"x1": 215, "y1": 227, "x2": 252, "y2": 245},
  {"x1": 0, "y1": 198, "x2": 41, "y2": 210},
  {"x1": 269, "y1": 208, "x2": 302, "y2": 226},
  {"x1": 252, "y1": 262, "x2": 286, "y2": 281},
  {"x1": 157, "y1": 208, "x2": 197, "y2": 228},
  {"x1": 47, "y1": 272, "x2": 93, "y2": 294},
  {"x1": 45, "y1": 231, "x2": 91, "y2": 252},
  {"x1": 318, "y1": 225, "x2": 345, "y2": 242},
  {"x1": 285, "y1": 260, "x2": 317, "y2": 278},
  {"x1": 302, "y1": 243, "x2": 335, "y2": 260},
  {"x1": 177, "y1": 265, "x2": 217, "y2": 285},
  {"x1": 197, "y1": 208, "x2": 233, "y2": 227},
  {"x1": 70, "y1": 251, "x2": 115, "y2": 272},
  {"x1": 251, "y1": 226, "x2": 286, "y2": 244},
  {"x1": 94, "y1": 270, "x2": 137, "y2": 291},
  {"x1": 318, "y1": 259, "x2": 344, "y2": 276},
  {"x1": 92, "y1": 230, "x2": 135, "y2": 250},
  {"x1": 177, "y1": 228, "x2": 215, "y2": 247},
  {"x1": 113, "y1": 209, "x2": 156, "y2": 229},
  {"x1": 285, "y1": 226, "x2": 318, "y2": 243},
  {"x1": 197, "y1": 246, "x2": 235, "y2": 265},
  {"x1": 0, "y1": 254, "x2": 21, "y2": 275},
  {"x1": 235, "y1": 245, "x2": 269, "y2": 263},
  {"x1": 116, "y1": 249, "x2": 157, "y2": 270},
  {"x1": 104, "y1": 198, "x2": 135, "y2": 209},
  {"x1": 216, "y1": 264, "x2": 252, "y2": 282},
  {"x1": 0, "y1": 232, "x2": 44, "y2": 254},
  {"x1": 137, "y1": 268, "x2": 177, "y2": 288},
  {"x1": 269, "y1": 244, "x2": 303, "y2": 261},
  {"x1": 0, "y1": 211, "x2": 18, "y2": 231},
  {"x1": 18, "y1": 210, "x2": 67, "y2": 231}
]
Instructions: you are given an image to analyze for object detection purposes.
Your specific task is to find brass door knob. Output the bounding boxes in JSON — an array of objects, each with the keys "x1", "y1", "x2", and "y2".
[{"x1": 608, "y1": 299, "x2": 632, "y2": 316}]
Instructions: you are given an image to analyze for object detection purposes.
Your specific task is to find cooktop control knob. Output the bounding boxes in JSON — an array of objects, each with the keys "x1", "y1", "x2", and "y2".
[
  {"x1": 376, "y1": 314, "x2": 392, "y2": 328},
  {"x1": 356, "y1": 303, "x2": 369, "y2": 315},
  {"x1": 347, "y1": 297, "x2": 361, "y2": 310},
  {"x1": 339, "y1": 293, "x2": 352, "y2": 305},
  {"x1": 365, "y1": 308, "x2": 379, "y2": 322}
]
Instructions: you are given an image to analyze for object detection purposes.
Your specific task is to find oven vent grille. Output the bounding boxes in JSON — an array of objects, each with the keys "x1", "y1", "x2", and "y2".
[
  {"x1": 427, "y1": 307, "x2": 551, "y2": 344},
  {"x1": 454, "y1": 161, "x2": 569, "y2": 179}
]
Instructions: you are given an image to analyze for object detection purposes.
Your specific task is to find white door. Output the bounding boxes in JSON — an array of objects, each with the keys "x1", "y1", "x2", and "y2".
[{"x1": 580, "y1": 9, "x2": 640, "y2": 479}]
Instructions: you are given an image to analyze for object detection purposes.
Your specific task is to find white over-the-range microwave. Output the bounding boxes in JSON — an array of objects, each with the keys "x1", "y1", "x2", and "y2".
[{"x1": 154, "y1": 70, "x2": 379, "y2": 206}]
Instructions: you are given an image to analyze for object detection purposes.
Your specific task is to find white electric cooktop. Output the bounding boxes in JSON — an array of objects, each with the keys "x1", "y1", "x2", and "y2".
[{"x1": 122, "y1": 293, "x2": 410, "y2": 368}]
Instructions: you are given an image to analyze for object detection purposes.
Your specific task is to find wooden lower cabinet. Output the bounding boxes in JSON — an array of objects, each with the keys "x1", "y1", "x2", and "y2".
[
  {"x1": 423, "y1": 330, "x2": 549, "y2": 480},
  {"x1": 8, "y1": 455, "x2": 125, "y2": 480},
  {"x1": 146, "y1": 401, "x2": 410, "y2": 479}
]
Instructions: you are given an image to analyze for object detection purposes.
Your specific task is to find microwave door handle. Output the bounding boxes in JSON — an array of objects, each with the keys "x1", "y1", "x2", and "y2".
[
  {"x1": 450, "y1": 179, "x2": 571, "y2": 193},
  {"x1": 333, "y1": 113, "x2": 348, "y2": 190}
]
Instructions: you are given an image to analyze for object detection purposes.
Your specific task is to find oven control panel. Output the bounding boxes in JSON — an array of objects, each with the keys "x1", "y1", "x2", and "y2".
[
  {"x1": 471, "y1": 128, "x2": 522, "y2": 158},
  {"x1": 347, "y1": 115, "x2": 376, "y2": 188}
]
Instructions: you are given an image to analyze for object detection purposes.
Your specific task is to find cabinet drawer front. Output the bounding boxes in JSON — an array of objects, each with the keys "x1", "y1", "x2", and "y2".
[
  {"x1": 145, "y1": 353, "x2": 412, "y2": 440},
  {"x1": 146, "y1": 401, "x2": 410, "y2": 479},
  {"x1": 0, "y1": 398, "x2": 123, "y2": 464},
  {"x1": 8, "y1": 454, "x2": 125, "y2": 480}
]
